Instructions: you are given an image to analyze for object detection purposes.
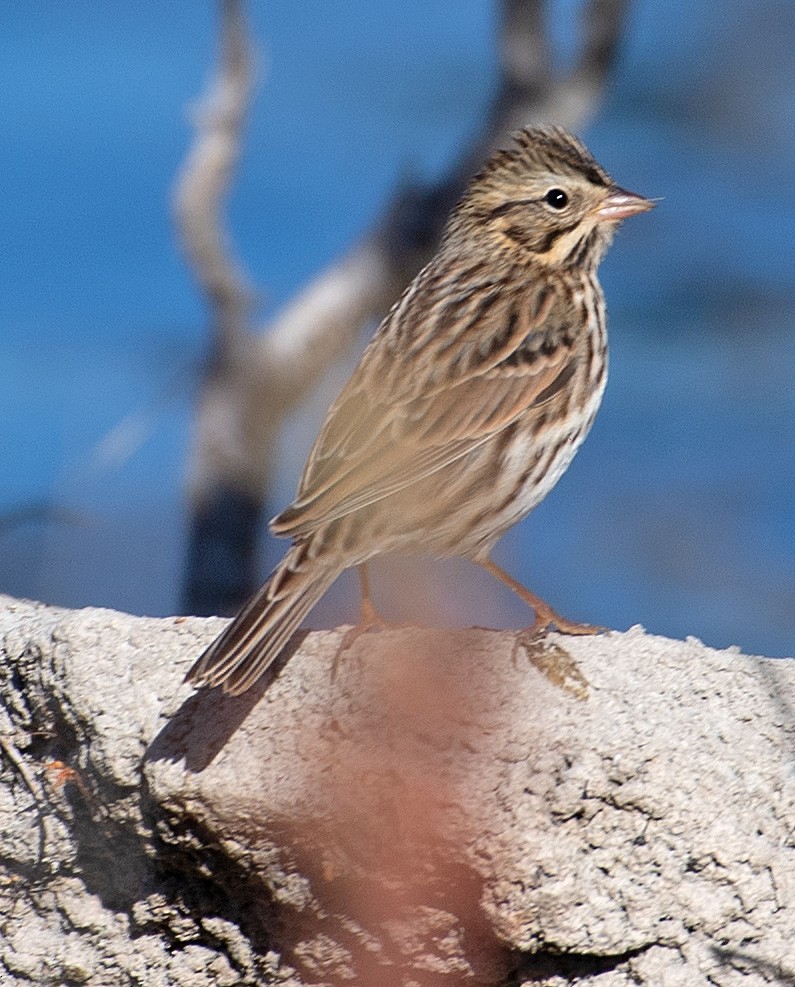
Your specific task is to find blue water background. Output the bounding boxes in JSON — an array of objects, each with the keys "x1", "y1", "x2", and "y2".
[{"x1": 1, "y1": 1, "x2": 793, "y2": 656}]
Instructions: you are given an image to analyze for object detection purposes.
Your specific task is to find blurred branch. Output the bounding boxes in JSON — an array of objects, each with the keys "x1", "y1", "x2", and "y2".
[
  {"x1": 177, "y1": 0, "x2": 630, "y2": 616},
  {"x1": 0, "y1": 503, "x2": 91, "y2": 535},
  {"x1": 173, "y1": 0, "x2": 255, "y2": 350}
]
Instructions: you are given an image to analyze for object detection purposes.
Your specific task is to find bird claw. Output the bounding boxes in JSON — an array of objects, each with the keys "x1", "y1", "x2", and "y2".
[
  {"x1": 526, "y1": 605, "x2": 604, "y2": 638},
  {"x1": 332, "y1": 613, "x2": 409, "y2": 680},
  {"x1": 338, "y1": 617, "x2": 387, "y2": 654}
]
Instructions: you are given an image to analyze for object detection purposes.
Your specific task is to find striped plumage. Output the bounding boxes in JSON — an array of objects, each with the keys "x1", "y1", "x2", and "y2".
[{"x1": 187, "y1": 127, "x2": 653, "y2": 695}]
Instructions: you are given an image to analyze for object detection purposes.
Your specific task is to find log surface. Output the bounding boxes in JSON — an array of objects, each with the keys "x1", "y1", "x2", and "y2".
[{"x1": 0, "y1": 595, "x2": 792, "y2": 985}]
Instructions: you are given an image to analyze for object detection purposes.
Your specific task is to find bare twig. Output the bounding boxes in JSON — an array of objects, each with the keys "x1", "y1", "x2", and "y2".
[
  {"x1": 173, "y1": 0, "x2": 255, "y2": 350},
  {"x1": 177, "y1": 0, "x2": 630, "y2": 615}
]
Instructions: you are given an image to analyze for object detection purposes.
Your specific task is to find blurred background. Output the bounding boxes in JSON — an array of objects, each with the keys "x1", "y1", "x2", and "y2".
[{"x1": 1, "y1": 0, "x2": 793, "y2": 657}]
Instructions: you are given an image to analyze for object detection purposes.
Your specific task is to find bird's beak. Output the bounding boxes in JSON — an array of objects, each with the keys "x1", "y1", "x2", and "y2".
[{"x1": 595, "y1": 187, "x2": 655, "y2": 222}]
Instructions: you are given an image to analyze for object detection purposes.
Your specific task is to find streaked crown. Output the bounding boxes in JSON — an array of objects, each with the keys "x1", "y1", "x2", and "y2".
[{"x1": 449, "y1": 126, "x2": 652, "y2": 270}]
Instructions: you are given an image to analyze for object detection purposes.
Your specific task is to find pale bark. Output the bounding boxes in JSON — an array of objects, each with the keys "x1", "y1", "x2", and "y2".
[{"x1": 1, "y1": 595, "x2": 792, "y2": 985}]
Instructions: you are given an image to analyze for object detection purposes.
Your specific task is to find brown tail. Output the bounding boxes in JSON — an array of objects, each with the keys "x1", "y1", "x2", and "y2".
[{"x1": 185, "y1": 545, "x2": 340, "y2": 695}]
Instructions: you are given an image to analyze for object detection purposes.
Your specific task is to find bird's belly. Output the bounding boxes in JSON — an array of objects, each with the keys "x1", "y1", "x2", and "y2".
[
  {"x1": 444, "y1": 371, "x2": 607, "y2": 557},
  {"x1": 325, "y1": 369, "x2": 606, "y2": 564}
]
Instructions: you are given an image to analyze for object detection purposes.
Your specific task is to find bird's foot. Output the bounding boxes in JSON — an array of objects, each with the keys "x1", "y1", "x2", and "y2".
[
  {"x1": 476, "y1": 558, "x2": 603, "y2": 637},
  {"x1": 526, "y1": 598, "x2": 604, "y2": 637},
  {"x1": 339, "y1": 617, "x2": 406, "y2": 653},
  {"x1": 332, "y1": 601, "x2": 409, "y2": 679}
]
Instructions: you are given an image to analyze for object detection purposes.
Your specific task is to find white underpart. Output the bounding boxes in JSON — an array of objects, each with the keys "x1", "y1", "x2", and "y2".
[{"x1": 493, "y1": 277, "x2": 608, "y2": 534}]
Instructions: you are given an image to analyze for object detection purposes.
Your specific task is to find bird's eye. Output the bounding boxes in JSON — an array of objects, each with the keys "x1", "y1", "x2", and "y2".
[{"x1": 544, "y1": 188, "x2": 569, "y2": 209}]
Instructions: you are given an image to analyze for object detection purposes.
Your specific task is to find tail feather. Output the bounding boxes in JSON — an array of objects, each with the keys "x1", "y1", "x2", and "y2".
[{"x1": 186, "y1": 545, "x2": 339, "y2": 695}]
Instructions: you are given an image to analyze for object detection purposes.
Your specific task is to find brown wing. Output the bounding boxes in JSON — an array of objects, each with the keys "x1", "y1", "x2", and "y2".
[{"x1": 271, "y1": 267, "x2": 573, "y2": 539}]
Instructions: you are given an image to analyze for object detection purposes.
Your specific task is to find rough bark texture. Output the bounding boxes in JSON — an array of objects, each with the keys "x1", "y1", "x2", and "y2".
[{"x1": 0, "y1": 594, "x2": 793, "y2": 986}]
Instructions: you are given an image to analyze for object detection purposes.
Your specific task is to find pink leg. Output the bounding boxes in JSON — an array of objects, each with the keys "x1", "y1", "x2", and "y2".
[{"x1": 477, "y1": 558, "x2": 601, "y2": 636}]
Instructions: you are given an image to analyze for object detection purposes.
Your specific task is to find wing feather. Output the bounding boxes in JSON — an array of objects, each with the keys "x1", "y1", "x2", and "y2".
[{"x1": 272, "y1": 267, "x2": 574, "y2": 539}]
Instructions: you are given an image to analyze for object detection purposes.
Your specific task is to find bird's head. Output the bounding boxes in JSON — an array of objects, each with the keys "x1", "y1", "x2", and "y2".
[{"x1": 452, "y1": 126, "x2": 654, "y2": 270}]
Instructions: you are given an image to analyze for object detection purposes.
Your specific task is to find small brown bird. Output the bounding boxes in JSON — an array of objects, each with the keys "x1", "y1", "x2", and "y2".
[{"x1": 187, "y1": 126, "x2": 653, "y2": 694}]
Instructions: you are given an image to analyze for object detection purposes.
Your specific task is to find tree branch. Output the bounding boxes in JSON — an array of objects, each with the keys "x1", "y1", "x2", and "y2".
[
  {"x1": 172, "y1": 0, "x2": 255, "y2": 351},
  {"x1": 1, "y1": 595, "x2": 792, "y2": 984}
]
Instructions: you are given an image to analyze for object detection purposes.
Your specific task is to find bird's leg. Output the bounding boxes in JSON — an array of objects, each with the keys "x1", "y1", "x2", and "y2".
[
  {"x1": 477, "y1": 558, "x2": 601, "y2": 636},
  {"x1": 337, "y1": 564, "x2": 404, "y2": 658},
  {"x1": 356, "y1": 562, "x2": 381, "y2": 627},
  {"x1": 476, "y1": 557, "x2": 599, "y2": 700}
]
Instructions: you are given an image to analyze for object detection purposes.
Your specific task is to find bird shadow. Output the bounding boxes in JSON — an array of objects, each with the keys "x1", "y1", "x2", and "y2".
[
  {"x1": 145, "y1": 631, "x2": 309, "y2": 773},
  {"x1": 711, "y1": 946, "x2": 795, "y2": 985}
]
